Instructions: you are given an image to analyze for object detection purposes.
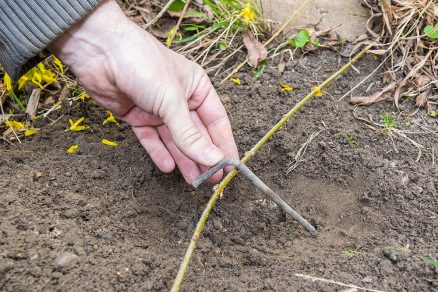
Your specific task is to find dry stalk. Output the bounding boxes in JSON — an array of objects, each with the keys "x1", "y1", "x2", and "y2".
[
  {"x1": 294, "y1": 273, "x2": 385, "y2": 292},
  {"x1": 171, "y1": 44, "x2": 373, "y2": 292}
]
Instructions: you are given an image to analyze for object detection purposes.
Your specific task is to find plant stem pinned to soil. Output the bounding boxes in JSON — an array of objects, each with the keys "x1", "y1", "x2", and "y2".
[
  {"x1": 193, "y1": 158, "x2": 317, "y2": 233},
  {"x1": 171, "y1": 43, "x2": 373, "y2": 291}
]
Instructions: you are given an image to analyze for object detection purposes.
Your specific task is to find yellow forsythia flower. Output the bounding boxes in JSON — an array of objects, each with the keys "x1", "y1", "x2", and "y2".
[
  {"x1": 79, "y1": 92, "x2": 90, "y2": 101},
  {"x1": 3, "y1": 73, "x2": 12, "y2": 91},
  {"x1": 17, "y1": 63, "x2": 57, "y2": 89},
  {"x1": 229, "y1": 78, "x2": 241, "y2": 85},
  {"x1": 241, "y1": 1, "x2": 255, "y2": 24},
  {"x1": 103, "y1": 111, "x2": 120, "y2": 126},
  {"x1": 280, "y1": 84, "x2": 293, "y2": 92},
  {"x1": 313, "y1": 86, "x2": 323, "y2": 97},
  {"x1": 5, "y1": 120, "x2": 26, "y2": 131},
  {"x1": 101, "y1": 139, "x2": 118, "y2": 147},
  {"x1": 52, "y1": 55, "x2": 64, "y2": 74},
  {"x1": 24, "y1": 129, "x2": 38, "y2": 136},
  {"x1": 66, "y1": 117, "x2": 88, "y2": 132},
  {"x1": 66, "y1": 145, "x2": 79, "y2": 153}
]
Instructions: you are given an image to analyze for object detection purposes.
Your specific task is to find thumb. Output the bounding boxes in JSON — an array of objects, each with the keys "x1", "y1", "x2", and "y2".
[{"x1": 163, "y1": 98, "x2": 224, "y2": 167}]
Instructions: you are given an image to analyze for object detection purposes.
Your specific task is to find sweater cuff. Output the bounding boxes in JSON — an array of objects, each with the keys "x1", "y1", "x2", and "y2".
[{"x1": 0, "y1": 0, "x2": 102, "y2": 80}]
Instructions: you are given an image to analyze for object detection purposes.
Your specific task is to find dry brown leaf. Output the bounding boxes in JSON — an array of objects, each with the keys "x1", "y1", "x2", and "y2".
[
  {"x1": 415, "y1": 89, "x2": 430, "y2": 108},
  {"x1": 25, "y1": 88, "x2": 41, "y2": 119},
  {"x1": 242, "y1": 31, "x2": 267, "y2": 68},
  {"x1": 278, "y1": 50, "x2": 286, "y2": 73},
  {"x1": 417, "y1": 75, "x2": 431, "y2": 88},
  {"x1": 350, "y1": 82, "x2": 397, "y2": 105}
]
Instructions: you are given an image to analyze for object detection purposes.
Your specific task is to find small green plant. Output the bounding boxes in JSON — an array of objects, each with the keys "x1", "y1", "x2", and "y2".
[
  {"x1": 341, "y1": 249, "x2": 360, "y2": 258},
  {"x1": 336, "y1": 132, "x2": 357, "y2": 148},
  {"x1": 252, "y1": 60, "x2": 266, "y2": 78},
  {"x1": 423, "y1": 258, "x2": 438, "y2": 267},
  {"x1": 287, "y1": 29, "x2": 310, "y2": 48},
  {"x1": 382, "y1": 113, "x2": 399, "y2": 129},
  {"x1": 430, "y1": 110, "x2": 438, "y2": 118},
  {"x1": 424, "y1": 23, "x2": 438, "y2": 39}
]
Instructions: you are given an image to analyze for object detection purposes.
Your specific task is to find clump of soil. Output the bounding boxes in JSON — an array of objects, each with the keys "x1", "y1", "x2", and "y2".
[{"x1": 1, "y1": 50, "x2": 437, "y2": 291}]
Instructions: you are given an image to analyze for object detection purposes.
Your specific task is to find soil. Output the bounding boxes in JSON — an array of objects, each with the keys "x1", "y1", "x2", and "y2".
[{"x1": 1, "y1": 50, "x2": 437, "y2": 291}]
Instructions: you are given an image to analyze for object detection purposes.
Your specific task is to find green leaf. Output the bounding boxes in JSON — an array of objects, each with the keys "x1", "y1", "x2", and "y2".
[
  {"x1": 423, "y1": 258, "x2": 438, "y2": 267},
  {"x1": 212, "y1": 20, "x2": 229, "y2": 29},
  {"x1": 182, "y1": 24, "x2": 206, "y2": 32},
  {"x1": 252, "y1": 60, "x2": 267, "y2": 78},
  {"x1": 424, "y1": 24, "x2": 438, "y2": 38},
  {"x1": 168, "y1": 0, "x2": 185, "y2": 12},
  {"x1": 312, "y1": 39, "x2": 321, "y2": 47},
  {"x1": 288, "y1": 29, "x2": 310, "y2": 48},
  {"x1": 219, "y1": 41, "x2": 228, "y2": 51}
]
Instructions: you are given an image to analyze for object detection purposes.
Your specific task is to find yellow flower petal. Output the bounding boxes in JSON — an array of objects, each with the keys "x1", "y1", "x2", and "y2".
[
  {"x1": 103, "y1": 111, "x2": 120, "y2": 126},
  {"x1": 229, "y1": 77, "x2": 241, "y2": 85},
  {"x1": 280, "y1": 84, "x2": 293, "y2": 92},
  {"x1": 241, "y1": 1, "x2": 255, "y2": 24},
  {"x1": 313, "y1": 86, "x2": 323, "y2": 97},
  {"x1": 3, "y1": 73, "x2": 12, "y2": 91},
  {"x1": 66, "y1": 117, "x2": 88, "y2": 132},
  {"x1": 5, "y1": 120, "x2": 25, "y2": 131},
  {"x1": 101, "y1": 139, "x2": 118, "y2": 147},
  {"x1": 52, "y1": 55, "x2": 64, "y2": 74},
  {"x1": 24, "y1": 129, "x2": 38, "y2": 136},
  {"x1": 66, "y1": 145, "x2": 79, "y2": 153},
  {"x1": 79, "y1": 92, "x2": 90, "y2": 102}
]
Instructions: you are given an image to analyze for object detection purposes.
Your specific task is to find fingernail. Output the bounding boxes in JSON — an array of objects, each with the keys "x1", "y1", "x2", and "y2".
[{"x1": 202, "y1": 145, "x2": 223, "y2": 165}]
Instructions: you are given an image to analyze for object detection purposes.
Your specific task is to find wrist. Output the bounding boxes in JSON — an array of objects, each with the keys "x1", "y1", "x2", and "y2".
[{"x1": 48, "y1": 0, "x2": 129, "y2": 68}]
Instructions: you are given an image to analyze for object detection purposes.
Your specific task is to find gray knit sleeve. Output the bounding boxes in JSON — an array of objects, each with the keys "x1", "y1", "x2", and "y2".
[{"x1": 0, "y1": 0, "x2": 102, "y2": 80}]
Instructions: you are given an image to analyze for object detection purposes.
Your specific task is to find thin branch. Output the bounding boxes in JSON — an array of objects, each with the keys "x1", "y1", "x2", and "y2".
[{"x1": 171, "y1": 44, "x2": 372, "y2": 292}]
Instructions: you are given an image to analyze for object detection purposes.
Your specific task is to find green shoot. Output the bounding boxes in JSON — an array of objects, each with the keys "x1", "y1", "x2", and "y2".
[
  {"x1": 287, "y1": 29, "x2": 310, "y2": 48},
  {"x1": 382, "y1": 113, "x2": 398, "y2": 129},
  {"x1": 423, "y1": 258, "x2": 438, "y2": 267},
  {"x1": 341, "y1": 250, "x2": 360, "y2": 258}
]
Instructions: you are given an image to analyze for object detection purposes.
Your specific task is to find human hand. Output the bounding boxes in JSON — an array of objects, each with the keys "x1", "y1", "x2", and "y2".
[{"x1": 49, "y1": 0, "x2": 239, "y2": 184}]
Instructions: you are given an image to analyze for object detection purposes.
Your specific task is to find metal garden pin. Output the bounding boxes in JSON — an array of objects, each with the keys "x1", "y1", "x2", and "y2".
[{"x1": 193, "y1": 158, "x2": 317, "y2": 234}]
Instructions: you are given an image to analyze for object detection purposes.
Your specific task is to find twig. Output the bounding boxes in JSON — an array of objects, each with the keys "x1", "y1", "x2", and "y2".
[
  {"x1": 143, "y1": 0, "x2": 174, "y2": 29},
  {"x1": 294, "y1": 273, "x2": 385, "y2": 292},
  {"x1": 220, "y1": 0, "x2": 311, "y2": 83},
  {"x1": 167, "y1": 0, "x2": 191, "y2": 47},
  {"x1": 171, "y1": 44, "x2": 372, "y2": 292},
  {"x1": 193, "y1": 158, "x2": 316, "y2": 234}
]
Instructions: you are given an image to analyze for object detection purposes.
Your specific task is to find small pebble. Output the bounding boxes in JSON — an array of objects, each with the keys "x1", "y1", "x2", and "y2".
[{"x1": 54, "y1": 251, "x2": 79, "y2": 269}]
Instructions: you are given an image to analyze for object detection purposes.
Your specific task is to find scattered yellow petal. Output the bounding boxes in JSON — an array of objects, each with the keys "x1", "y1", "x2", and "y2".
[
  {"x1": 3, "y1": 73, "x2": 12, "y2": 91},
  {"x1": 24, "y1": 129, "x2": 38, "y2": 136},
  {"x1": 313, "y1": 86, "x2": 323, "y2": 97},
  {"x1": 79, "y1": 92, "x2": 90, "y2": 101},
  {"x1": 101, "y1": 139, "x2": 118, "y2": 147},
  {"x1": 66, "y1": 117, "x2": 88, "y2": 132},
  {"x1": 66, "y1": 145, "x2": 79, "y2": 153},
  {"x1": 280, "y1": 84, "x2": 293, "y2": 92},
  {"x1": 229, "y1": 77, "x2": 241, "y2": 85},
  {"x1": 52, "y1": 55, "x2": 64, "y2": 74},
  {"x1": 103, "y1": 111, "x2": 120, "y2": 126},
  {"x1": 5, "y1": 120, "x2": 26, "y2": 131},
  {"x1": 241, "y1": 1, "x2": 255, "y2": 24},
  {"x1": 17, "y1": 62, "x2": 57, "y2": 90}
]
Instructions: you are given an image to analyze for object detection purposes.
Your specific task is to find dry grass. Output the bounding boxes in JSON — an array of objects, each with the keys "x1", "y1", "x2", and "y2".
[{"x1": 351, "y1": 0, "x2": 437, "y2": 110}]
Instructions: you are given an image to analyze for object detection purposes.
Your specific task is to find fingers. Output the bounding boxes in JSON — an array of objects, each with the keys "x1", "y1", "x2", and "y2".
[
  {"x1": 121, "y1": 105, "x2": 163, "y2": 127},
  {"x1": 157, "y1": 125, "x2": 201, "y2": 184},
  {"x1": 194, "y1": 84, "x2": 239, "y2": 172},
  {"x1": 163, "y1": 97, "x2": 224, "y2": 167},
  {"x1": 132, "y1": 126, "x2": 175, "y2": 173}
]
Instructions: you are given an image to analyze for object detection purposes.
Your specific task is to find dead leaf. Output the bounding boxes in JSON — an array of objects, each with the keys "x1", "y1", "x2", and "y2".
[
  {"x1": 242, "y1": 31, "x2": 268, "y2": 68},
  {"x1": 350, "y1": 82, "x2": 397, "y2": 105},
  {"x1": 278, "y1": 50, "x2": 286, "y2": 73},
  {"x1": 25, "y1": 88, "x2": 41, "y2": 119},
  {"x1": 415, "y1": 89, "x2": 430, "y2": 108},
  {"x1": 417, "y1": 75, "x2": 431, "y2": 88}
]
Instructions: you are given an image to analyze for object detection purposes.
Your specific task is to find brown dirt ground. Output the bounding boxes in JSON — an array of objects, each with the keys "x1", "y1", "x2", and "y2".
[{"x1": 1, "y1": 50, "x2": 437, "y2": 291}]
